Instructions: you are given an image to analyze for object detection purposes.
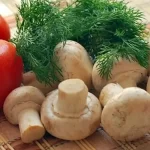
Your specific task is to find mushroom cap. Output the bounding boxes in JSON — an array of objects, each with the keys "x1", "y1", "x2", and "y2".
[
  {"x1": 3, "y1": 86, "x2": 45, "y2": 125},
  {"x1": 92, "y1": 59, "x2": 147, "y2": 92},
  {"x1": 55, "y1": 40, "x2": 93, "y2": 89},
  {"x1": 41, "y1": 90, "x2": 101, "y2": 140},
  {"x1": 22, "y1": 71, "x2": 58, "y2": 95},
  {"x1": 101, "y1": 87, "x2": 150, "y2": 141}
]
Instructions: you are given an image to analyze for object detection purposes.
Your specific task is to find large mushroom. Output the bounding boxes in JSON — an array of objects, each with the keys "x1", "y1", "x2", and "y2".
[
  {"x1": 41, "y1": 79, "x2": 101, "y2": 140},
  {"x1": 92, "y1": 59, "x2": 147, "y2": 93},
  {"x1": 23, "y1": 40, "x2": 93, "y2": 94},
  {"x1": 99, "y1": 83, "x2": 150, "y2": 141},
  {"x1": 55, "y1": 40, "x2": 93, "y2": 89},
  {"x1": 3, "y1": 86, "x2": 46, "y2": 143}
]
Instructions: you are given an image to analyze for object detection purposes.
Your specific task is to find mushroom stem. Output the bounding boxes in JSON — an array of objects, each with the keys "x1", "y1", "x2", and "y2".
[
  {"x1": 53, "y1": 79, "x2": 88, "y2": 117},
  {"x1": 100, "y1": 83, "x2": 123, "y2": 107},
  {"x1": 18, "y1": 108, "x2": 45, "y2": 143}
]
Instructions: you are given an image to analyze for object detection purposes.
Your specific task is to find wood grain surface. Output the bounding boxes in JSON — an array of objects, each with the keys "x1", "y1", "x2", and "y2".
[{"x1": 0, "y1": 109, "x2": 150, "y2": 150}]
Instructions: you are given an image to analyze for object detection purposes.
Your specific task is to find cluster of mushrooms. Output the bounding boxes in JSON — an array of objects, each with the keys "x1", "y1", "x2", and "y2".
[{"x1": 3, "y1": 40, "x2": 150, "y2": 143}]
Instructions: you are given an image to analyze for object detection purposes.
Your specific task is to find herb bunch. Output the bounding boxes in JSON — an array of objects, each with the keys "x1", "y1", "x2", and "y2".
[
  {"x1": 13, "y1": 0, "x2": 70, "y2": 84},
  {"x1": 12, "y1": 0, "x2": 150, "y2": 84}
]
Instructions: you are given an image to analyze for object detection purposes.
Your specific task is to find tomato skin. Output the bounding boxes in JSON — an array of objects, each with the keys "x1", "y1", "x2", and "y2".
[
  {"x1": 0, "y1": 40, "x2": 23, "y2": 108},
  {"x1": 0, "y1": 15, "x2": 10, "y2": 41}
]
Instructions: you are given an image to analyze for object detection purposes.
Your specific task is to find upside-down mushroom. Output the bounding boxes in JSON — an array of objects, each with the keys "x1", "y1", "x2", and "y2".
[
  {"x1": 92, "y1": 59, "x2": 147, "y2": 93},
  {"x1": 99, "y1": 83, "x2": 150, "y2": 141},
  {"x1": 41, "y1": 79, "x2": 101, "y2": 140},
  {"x1": 3, "y1": 86, "x2": 46, "y2": 143}
]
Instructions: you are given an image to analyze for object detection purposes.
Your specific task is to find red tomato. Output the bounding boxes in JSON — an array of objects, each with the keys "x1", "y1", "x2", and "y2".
[
  {"x1": 0, "y1": 40, "x2": 23, "y2": 108},
  {"x1": 0, "y1": 15, "x2": 11, "y2": 41}
]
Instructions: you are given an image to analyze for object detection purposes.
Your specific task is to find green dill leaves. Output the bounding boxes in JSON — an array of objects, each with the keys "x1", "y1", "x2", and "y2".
[
  {"x1": 12, "y1": 0, "x2": 150, "y2": 84},
  {"x1": 13, "y1": 0, "x2": 68, "y2": 84}
]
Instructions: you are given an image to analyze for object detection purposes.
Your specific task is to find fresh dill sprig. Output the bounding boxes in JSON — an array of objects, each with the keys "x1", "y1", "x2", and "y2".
[
  {"x1": 96, "y1": 37, "x2": 149, "y2": 79},
  {"x1": 12, "y1": 0, "x2": 150, "y2": 84},
  {"x1": 13, "y1": 0, "x2": 70, "y2": 84},
  {"x1": 70, "y1": 0, "x2": 149, "y2": 79}
]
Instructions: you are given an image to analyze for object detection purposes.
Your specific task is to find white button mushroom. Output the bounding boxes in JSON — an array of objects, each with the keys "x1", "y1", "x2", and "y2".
[
  {"x1": 100, "y1": 83, "x2": 150, "y2": 141},
  {"x1": 55, "y1": 40, "x2": 93, "y2": 89},
  {"x1": 3, "y1": 86, "x2": 46, "y2": 143},
  {"x1": 41, "y1": 79, "x2": 101, "y2": 140},
  {"x1": 92, "y1": 59, "x2": 147, "y2": 93}
]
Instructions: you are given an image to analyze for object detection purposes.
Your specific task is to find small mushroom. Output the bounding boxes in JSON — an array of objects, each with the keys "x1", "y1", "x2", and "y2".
[
  {"x1": 100, "y1": 83, "x2": 150, "y2": 141},
  {"x1": 92, "y1": 59, "x2": 147, "y2": 93},
  {"x1": 41, "y1": 79, "x2": 101, "y2": 140},
  {"x1": 22, "y1": 71, "x2": 58, "y2": 95},
  {"x1": 3, "y1": 86, "x2": 46, "y2": 143}
]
